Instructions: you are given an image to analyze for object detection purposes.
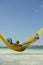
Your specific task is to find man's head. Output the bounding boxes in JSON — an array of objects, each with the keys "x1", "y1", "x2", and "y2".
[{"x1": 16, "y1": 40, "x2": 19, "y2": 44}]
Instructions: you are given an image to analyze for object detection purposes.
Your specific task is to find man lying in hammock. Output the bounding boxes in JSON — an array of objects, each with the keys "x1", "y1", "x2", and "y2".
[{"x1": 7, "y1": 33, "x2": 39, "y2": 46}]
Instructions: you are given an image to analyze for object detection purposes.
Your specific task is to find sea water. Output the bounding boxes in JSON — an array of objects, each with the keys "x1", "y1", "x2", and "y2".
[{"x1": 0, "y1": 47, "x2": 43, "y2": 65}]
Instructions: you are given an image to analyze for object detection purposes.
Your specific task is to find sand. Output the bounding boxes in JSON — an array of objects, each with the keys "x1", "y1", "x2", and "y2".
[{"x1": 0, "y1": 48, "x2": 43, "y2": 65}]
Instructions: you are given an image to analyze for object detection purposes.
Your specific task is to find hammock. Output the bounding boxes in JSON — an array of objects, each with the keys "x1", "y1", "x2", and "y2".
[{"x1": 0, "y1": 28, "x2": 43, "y2": 52}]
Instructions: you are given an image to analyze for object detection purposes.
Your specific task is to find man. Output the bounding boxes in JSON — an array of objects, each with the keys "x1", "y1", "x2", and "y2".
[
  {"x1": 7, "y1": 33, "x2": 39, "y2": 46},
  {"x1": 22, "y1": 33, "x2": 39, "y2": 46}
]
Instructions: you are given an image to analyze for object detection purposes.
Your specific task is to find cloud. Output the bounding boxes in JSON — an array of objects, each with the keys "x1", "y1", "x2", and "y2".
[
  {"x1": 35, "y1": 2, "x2": 43, "y2": 13},
  {"x1": 40, "y1": 5, "x2": 43, "y2": 8},
  {"x1": 40, "y1": 1, "x2": 43, "y2": 8},
  {"x1": 41, "y1": 1, "x2": 43, "y2": 3}
]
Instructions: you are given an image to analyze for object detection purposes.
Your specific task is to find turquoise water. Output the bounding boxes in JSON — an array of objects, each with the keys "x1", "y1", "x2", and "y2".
[{"x1": 0, "y1": 45, "x2": 43, "y2": 49}]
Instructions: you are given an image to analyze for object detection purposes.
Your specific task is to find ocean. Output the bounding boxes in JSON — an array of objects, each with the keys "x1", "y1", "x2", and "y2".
[{"x1": 0, "y1": 47, "x2": 43, "y2": 65}]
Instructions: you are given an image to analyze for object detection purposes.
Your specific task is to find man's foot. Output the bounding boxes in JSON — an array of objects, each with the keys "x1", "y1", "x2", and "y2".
[{"x1": 35, "y1": 33, "x2": 39, "y2": 39}]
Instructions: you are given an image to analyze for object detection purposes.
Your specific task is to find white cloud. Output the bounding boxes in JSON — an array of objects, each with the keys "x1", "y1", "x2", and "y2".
[
  {"x1": 35, "y1": 3, "x2": 43, "y2": 13},
  {"x1": 40, "y1": 5, "x2": 43, "y2": 8}
]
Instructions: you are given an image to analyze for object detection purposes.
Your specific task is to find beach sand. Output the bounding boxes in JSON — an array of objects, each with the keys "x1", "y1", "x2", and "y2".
[{"x1": 0, "y1": 48, "x2": 43, "y2": 65}]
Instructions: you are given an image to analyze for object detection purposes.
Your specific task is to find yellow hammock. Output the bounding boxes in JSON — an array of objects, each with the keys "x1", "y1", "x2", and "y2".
[{"x1": 0, "y1": 28, "x2": 43, "y2": 52}]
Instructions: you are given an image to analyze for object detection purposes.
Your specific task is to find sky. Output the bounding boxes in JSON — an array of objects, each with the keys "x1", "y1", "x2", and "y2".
[{"x1": 0, "y1": 0, "x2": 43, "y2": 46}]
